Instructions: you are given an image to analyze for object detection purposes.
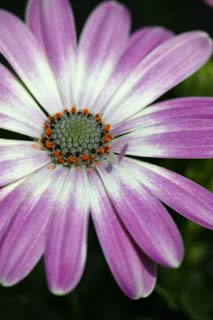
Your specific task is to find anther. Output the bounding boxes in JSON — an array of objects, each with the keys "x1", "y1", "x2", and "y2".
[
  {"x1": 45, "y1": 128, "x2": 52, "y2": 136},
  {"x1": 45, "y1": 141, "x2": 53, "y2": 149},
  {"x1": 71, "y1": 106, "x2": 77, "y2": 113},
  {"x1": 56, "y1": 112, "x2": 62, "y2": 118},
  {"x1": 70, "y1": 156, "x2": 78, "y2": 164},
  {"x1": 82, "y1": 154, "x2": 89, "y2": 161},
  {"x1": 58, "y1": 156, "x2": 65, "y2": 164},
  {"x1": 54, "y1": 150, "x2": 61, "y2": 158},
  {"x1": 83, "y1": 108, "x2": 89, "y2": 115},
  {"x1": 98, "y1": 148, "x2": 105, "y2": 154},
  {"x1": 104, "y1": 124, "x2": 111, "y2": 133}
]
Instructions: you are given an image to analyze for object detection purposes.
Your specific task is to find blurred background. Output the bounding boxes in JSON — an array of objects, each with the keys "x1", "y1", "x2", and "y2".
[{"x1": 0, "y1": 0, "x2": 213, "y2": 319}]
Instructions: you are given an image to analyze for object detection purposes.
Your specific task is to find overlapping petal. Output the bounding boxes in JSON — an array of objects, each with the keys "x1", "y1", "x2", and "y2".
[
  {"x1": 112, "y1": 118, "x2": 213, "y2": 158},
  {"x1": 113, "y1": 97, "x2": 213, "y2": 135},
  {"x1": 26, "y1": 0, "x2": 77, "y2": 107},
  {"x1": 0, "y1": 64, "x2": 46, "y2": 137},
  {"x1": 89, "y1": 170, "x2": 156, "y2": 299},
  {"x1": 97, "y1": 164, "x2": 183, "y2": 267},
  {"x1": 93, "y1": 27, "x2": 173, "y2": 114},
  {"x1": 0, "y1": 140, "x2": 51, "y2": 186},
  {"x1": 76, "y1": 1, "x2": 131, "y2": 109},
  {"x1": 0, "y1": 166, "x2": 67, "y2": 286},
  {"x1": 103, "y1": 32, "x2": 212, "y2": 125},
  {"x1": 121, "y1": 158, "x2": 213, "y2": 229},
  {"x1": 45, "y1": 169, "x2": 90, "y2": 295},
  {"x1": 0, "y1": 10, "x2": 62, "y2": 114}
]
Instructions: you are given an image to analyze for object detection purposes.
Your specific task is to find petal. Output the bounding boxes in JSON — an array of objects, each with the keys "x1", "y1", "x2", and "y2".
[
  {"x1": 0, "y1": 166, "x2": 67, "y2": 286},
  {"x1": 0, "y1": 10, "x2": 62, "y2": 114},
  {"x1": 26, "y1": 0, "x2": 77, "y2": 108},
  {"x1": 121, "y1": 158, "x2": 213, "y2": 229},
  {"x1": 0, "y1": 64, "x2": 46, "y2": 137},
  {"x1": 103, "y1": 32, "x2": 212, "y2": 125},
  {"x1": 112, "y1": 119, "x2": 213, "y2": 158},
  {"x1": 93, "y1": 27, "x2": 173, "y2": 114},
  {"x1": 113, "y1": 97, "x2": 213, "y2": 135},
  {"x1": 97, "y1": 164, "x2": 183, "y2": 267},
  {"x1": 45, "y1": 169, "x2": 90, "y2": 295},
  {"x1": 0, "y1": 140, "x2": 51, "y2": 186},
  {"x1": 75, "y1": 1, "x2": 131, "y2": 109},
  {"x1": 89, "y1": 170, "x2": 156, "y2": 299}
]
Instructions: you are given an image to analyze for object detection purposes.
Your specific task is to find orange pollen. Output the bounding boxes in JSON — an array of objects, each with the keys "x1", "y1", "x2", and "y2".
[
  {"x1": 56, "y1": 112, "x2": 62, "y2": 118},
  {"x1": 64, "y1": 109, "x2": 69, "y2": 113},
  {"x1": 82, "y1": 154, "x2": 89, "y2": 161},
  {"x1": 105, "y1": 145, "x2": 112, "y2": 151},
  {"x1": 104, "y1": 124, "x2": 111, "y2": 133},
  {"x1": 45, "y1": 141, "x2": 53, "y2": 149},
  {"x1": 104, "y1": 136, "x2": 112, "y2": 143},
  {"x1": 96, "y1": 117, "x2": 102, "y2": 123},
  {"x1": 82, "y1": 108, "x2": 89, "y2": 115},
  {"x1": 70, "y1": 156, "x2": 78, "y2": 164},
  {"x1": 45, "y1": 128, "x2": 52, "y2": 136},
  {"x1": 71, "y1": 106, "x2": 77, "y2": 113},
  {"x1": 76, "y1": 167, "x2": 81, "y2": 172},
  {"x1": 54, "y1": 150, "x2": 61, "y2": 158},
  {"x1": 98, "y1": 148, "x2": 105, "y2": 155},
  {"x1": 48, "y1": 116, "x2": 54, "y2": 121},
  {"x1": 58, "y1": 157, "x2": 65, "y2": 163}
]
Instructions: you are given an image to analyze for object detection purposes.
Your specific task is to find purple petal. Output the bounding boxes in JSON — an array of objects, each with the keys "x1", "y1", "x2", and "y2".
[
  {"x1": 0, "y1": 64, "x2": 46, "y2": 132},
  {"x1": 93, "y1": 27, "x2": 173, "y2": 114},
  {"x1": 0, "y1": 10, "x2": 62, "y2": 114},
  {"x1": 121, "y1": 158, "x2": 213, "y2": 229},
  {"x1": 97, "y1": 164, "x2": 183, "y2": 267},
  {"x1": 76, "y1": 1, "x2": 131, "y2": 109},
  {"x1": 203, "y1": 0, "x2": 213, "y2": 7},
  {"x1": 89, "y1": 170, "x2": 156, "y2": 299},
  {"x1": 113, "y1": 97, "x2": 213, "y2": 135},
  {"x1": 0, "y1": 140, "x2": 51, "y2": 186},
  {"x1": 103, "y1": 32, "x2": 212, "y2": 125},
  {"x1": 26, "y1": 0, "x2": 77, "y2": 108},
  {"x1": 0, "y1": 166, "x2": 67, "y2": 286},
  {"x1": 0, "y1": 65, "x2": 46, "y2": 137},
  {"x1": 45, "y1": 169, "x2": 89, "y2": 295},
  {"x1": 112, "y1": 118, "x2": 213, "y2": 158}
]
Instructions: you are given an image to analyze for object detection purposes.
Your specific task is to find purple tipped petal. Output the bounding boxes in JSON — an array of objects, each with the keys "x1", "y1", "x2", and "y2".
[
  {"x1": 45, "y1": 169, "x2": 89, "y2": 295},
  {"x1": 0, "y1": 10, "x2": 62, "y2": 114},
  {"x1": 97, "y1": 164, "x2": 183, "y2": 267},
  {"x1": 26, "y1": 0, "x2": 77, "y2": 107},
  {"x1": 93, "y1": 27, "x2": 173, "y2": 114},
  {"x1": 89, "y1": 170, "x2": 156, "y2": 299},
  {"x1": 122, "y1": 158, "x2": 213, "y2": 229},
  {"x1": 76, "y1": 1, "x2": 131, "y2": 109},
  {"x1": 103, "y1": 32, "x2": 212, "y2": 125},
  {"x1": 0, "y1": 64, "x2": 46, "y2": 137},
  {"x1": 113, "y1": 97, "x2": 213, "y2": 135},
  {"x1": 0, "y1": 140, "x2": 51, "y2": 186},
  {"x1": 203, "y1": 0, "x2": 213, "y2": 7},
  {"x1": 0, "y1": 166, "x2": 67, "y2": 286},
  {"x1": 112, "y1": 118, "x2": 213, "y2": 158}
]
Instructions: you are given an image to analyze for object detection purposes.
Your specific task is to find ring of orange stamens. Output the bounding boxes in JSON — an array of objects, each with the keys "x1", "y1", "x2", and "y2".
[{"x1": 41, "y1": 106, "x2": 113, "y2": 168}]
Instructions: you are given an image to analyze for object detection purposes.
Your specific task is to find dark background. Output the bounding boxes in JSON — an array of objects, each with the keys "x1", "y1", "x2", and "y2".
[{"x1": 0, "y1": 0, "x2": 213, "y2": 319}]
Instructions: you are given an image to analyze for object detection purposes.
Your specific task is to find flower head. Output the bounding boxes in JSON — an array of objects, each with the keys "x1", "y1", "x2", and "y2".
[{"x1": 0, "y1": 0, "x2": 212, "y2": 299}]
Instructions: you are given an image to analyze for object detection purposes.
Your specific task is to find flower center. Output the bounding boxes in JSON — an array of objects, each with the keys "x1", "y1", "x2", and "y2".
[{"x1": 41, "y1": 107, "x2": 113, "y2": 168}]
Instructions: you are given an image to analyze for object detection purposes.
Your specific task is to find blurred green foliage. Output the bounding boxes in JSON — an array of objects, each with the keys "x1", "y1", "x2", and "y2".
[{"x1": 0, "y1": 0, "x2": 213, "y2": 319}]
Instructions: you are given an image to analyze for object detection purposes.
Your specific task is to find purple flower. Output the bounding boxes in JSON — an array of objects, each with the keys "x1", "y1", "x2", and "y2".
[{"x1": 0, "y1": 0, "x2": 212, "y2": 299}]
